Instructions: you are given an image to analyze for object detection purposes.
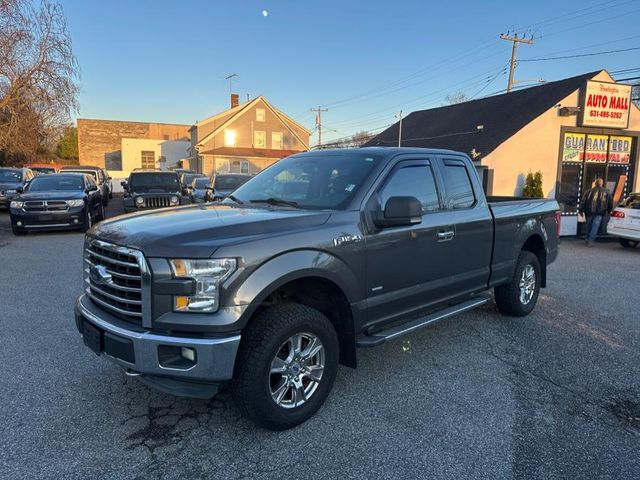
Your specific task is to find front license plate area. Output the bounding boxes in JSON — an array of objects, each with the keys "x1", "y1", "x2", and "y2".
[{"x1": 83, "y1": 322, "x2": 102, "y2": 355}]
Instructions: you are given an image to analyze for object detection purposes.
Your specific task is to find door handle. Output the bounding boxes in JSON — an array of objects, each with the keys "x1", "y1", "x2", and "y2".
[{"x1": 437, "y1": 230, "x2": 455, "y2": 241}]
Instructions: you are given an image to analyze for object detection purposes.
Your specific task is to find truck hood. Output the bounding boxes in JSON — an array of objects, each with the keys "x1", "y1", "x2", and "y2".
[{"x1": 91, "y1": 204, "x2": 331, "y2": 258}]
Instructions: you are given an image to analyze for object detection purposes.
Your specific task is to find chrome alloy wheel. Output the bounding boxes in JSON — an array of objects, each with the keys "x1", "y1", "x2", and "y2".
[
  {"x1": 519, "y1": 264, "x2": 536, "y2": 305},
  {"x1": 269, "y1": 332, "x2": 325, "y2": 409}
]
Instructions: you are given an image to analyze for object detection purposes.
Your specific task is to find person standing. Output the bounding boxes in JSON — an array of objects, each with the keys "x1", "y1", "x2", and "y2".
[{"x1": 579, "y1": 178, "x2": 613, "y2": 247}]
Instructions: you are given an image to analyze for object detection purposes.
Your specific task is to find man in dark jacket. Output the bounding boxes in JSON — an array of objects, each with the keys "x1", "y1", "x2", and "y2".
[{"x1": 579, "y1": 178, "x2": 613, "y2": 247}]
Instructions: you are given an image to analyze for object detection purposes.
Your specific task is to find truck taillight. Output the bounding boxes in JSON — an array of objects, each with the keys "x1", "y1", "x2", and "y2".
[
  {"x1": 555, "y1": 211, "x2": 561, "y2": 237},
  {"x1": 611, "y1": 210, "x2": 625, "y2": 218}
]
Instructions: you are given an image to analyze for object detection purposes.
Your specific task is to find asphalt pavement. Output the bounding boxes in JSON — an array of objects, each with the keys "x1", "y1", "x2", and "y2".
[{"x1": 0, "y1": 201, "x2": 639, "y2": 479}]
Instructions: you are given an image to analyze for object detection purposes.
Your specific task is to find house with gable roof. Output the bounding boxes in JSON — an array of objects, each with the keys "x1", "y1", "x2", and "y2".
[{"x1": 188, "y1": 96, "x2": 310, "y2": 175}]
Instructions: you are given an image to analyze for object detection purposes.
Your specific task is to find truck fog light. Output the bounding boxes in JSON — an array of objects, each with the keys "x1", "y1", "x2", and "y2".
[
  {"x1": 16, "y1": 221, "x2": 23, "y2": 227},
  {"x1": 73, "y1": 218, "x2": 79, "y2": 224},
  {"x1": 181, "y1": 347, "x2": 196, "y2": 362}
]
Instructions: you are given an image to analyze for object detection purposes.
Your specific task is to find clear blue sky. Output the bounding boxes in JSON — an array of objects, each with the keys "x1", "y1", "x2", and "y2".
[{"x1": 61, "y1": 0, "x2": 640, "y2": 144}]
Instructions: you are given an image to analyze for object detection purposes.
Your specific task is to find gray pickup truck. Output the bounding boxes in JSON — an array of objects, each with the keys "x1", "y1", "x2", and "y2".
[{"x1": 76, "y1": 148, "x2": 560, "y2": 430}]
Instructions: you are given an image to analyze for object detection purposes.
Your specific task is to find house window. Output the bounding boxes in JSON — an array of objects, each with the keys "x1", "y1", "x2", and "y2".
[
  {"x1": 241, "y1": 161, "x2": 250, "y2": 174},
  {"x1": 272, "y1": 132, "x2": 283, "y2": 150},
  {"x1": 141, "y1": 150, "x2": 155, "y2": 169},
  {"x1": 224, "y1": 129, "x2": 236, "y2": 147},
  {"x1": 256, "y1": 108, "x2": 265, "y2": 122},
  {"x1": 254, "y1": 130, "x2": 266, "y2": 148}
]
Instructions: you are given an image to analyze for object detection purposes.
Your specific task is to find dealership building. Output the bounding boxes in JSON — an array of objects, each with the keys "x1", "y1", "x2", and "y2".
[{"x1": 366, "y1": 69, "x2": 639, "y2": 236}]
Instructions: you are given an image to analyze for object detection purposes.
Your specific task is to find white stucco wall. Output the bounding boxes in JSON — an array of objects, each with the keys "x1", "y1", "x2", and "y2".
[{"x1": 118, "y1": 138, "x2": 190, "y2": 174}]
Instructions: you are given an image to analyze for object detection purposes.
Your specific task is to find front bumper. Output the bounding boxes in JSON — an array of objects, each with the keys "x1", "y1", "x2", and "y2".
[
  {"x1": 75, "y1": 294, "x2": 241, "y2": 396},
  {"x1": 11, "y1": 207, "x2": 85, "y2": 230}
]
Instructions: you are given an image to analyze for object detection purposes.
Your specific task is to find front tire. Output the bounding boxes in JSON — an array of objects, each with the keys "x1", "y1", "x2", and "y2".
[
  {"x1": 96, "y1": 203, "x2": 105, "y2": 222},
  {"x1": 231, "y1": 303, "x2": 339, "y2": 430},
  {"x1": 82, "y1": 208, "x2": 92, "y2": 232},
  {"x1": 12, "y1": 225, "x2": 27, "y2": 236},
  {"x1": 494, "y1": 251, "x2": 541, "y2": 317},
  {"x1": 619, "y1": 238, "x2": 639, "y2": 248}
]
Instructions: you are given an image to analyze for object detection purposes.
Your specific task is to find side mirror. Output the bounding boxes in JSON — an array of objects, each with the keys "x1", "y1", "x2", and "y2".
[
  {"x1": 121, "y1": 181, "x2": 128, "y2": 189},
  {"x1": 16, "y1": 186, "x2": 24, "y2": 194},
  {"x1": 374, "y1": 196, "x2": 422, "y2": 228}
]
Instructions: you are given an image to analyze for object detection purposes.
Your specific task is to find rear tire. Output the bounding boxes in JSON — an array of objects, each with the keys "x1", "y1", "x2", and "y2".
[
  {"x1": 494, "y1": 251, "x2": 541, "y2": 317},
  {"x1": 231, "y1": 303, "x2": 339, "y2": 430},
  {"x1": 619, "y1": 238, "x2": 639, "y2": 248}
]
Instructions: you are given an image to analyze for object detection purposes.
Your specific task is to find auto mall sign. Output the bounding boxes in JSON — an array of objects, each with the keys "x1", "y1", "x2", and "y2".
[{"x1": 581, "y1": 80, "x2": 632, "y2": 129}]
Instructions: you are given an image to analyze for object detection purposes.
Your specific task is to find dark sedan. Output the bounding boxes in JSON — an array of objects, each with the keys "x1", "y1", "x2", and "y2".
[
  {"x1": 9, "y1": 173, "x2": 104, "y2": 235},
  {"x1": 0, "y1": 167, "x2": 34, "y2": 209}
]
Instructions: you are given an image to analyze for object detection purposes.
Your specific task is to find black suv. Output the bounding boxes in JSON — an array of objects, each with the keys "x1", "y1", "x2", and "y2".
[
  {"x1": 122, "y1": 170, "x2": 189, "y2": 213},
  {"x1": 10, "y1": 173, "x2": 104, "y2": 235},
  {"x1": 0, "y1": 168, "x2": 34, "y2": 209}
]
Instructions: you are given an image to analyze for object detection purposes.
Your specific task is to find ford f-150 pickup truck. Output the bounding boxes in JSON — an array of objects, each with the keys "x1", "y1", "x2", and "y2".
[{"x1": 76, "y1": 148, "x2": 560, "y2": 430}]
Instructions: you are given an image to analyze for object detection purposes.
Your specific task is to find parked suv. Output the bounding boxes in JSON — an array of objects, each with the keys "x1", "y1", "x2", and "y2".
[
  {"x1": 0, "y1": 167, "x2": 34, "y2": 209},
  {"x1": 122, "y1": 170, "x2": 188, "y2": 213},
  {"x1": 60, "y1": 166, "x2": 110, "y2": 206},
  {"x1": 76, "y1": 148, "x2": 559, "y2": 430},
  {"x1": 10, "y1": 173, "x2": 103, "y2": 235}
]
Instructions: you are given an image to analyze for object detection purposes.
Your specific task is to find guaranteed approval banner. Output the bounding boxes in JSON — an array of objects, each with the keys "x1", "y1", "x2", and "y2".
[{"x1": 581, "y1": 80, "x2": 632, "y2": 129}]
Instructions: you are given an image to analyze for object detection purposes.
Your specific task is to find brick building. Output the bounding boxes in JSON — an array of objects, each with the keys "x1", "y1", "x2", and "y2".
[{"x1": 77, "y1": 118, "x2": 191, "y2": 172}]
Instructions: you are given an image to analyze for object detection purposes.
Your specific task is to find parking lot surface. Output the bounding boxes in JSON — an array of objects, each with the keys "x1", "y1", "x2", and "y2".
[{"x1": 1, "y1": 200, "x2": 639, "y2": 479}]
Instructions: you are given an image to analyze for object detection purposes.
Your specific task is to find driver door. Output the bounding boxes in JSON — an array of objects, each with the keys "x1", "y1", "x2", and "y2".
[{"x1": 364, "y1": 159, "x2": 455, "y2": 328}]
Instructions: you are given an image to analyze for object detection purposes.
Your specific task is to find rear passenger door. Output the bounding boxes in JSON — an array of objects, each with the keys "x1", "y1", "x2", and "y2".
[{"x1": 434, "y1": 157, "x2": 493, "y2": 296}]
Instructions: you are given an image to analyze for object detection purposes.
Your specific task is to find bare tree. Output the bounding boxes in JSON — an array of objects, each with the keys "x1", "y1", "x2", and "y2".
[
  {"x1": 444, "y1": 91, "x2": 470, "y2": 105},
  {"x1": 0, "y1": 0, "x2": 79, "y2": 164}
]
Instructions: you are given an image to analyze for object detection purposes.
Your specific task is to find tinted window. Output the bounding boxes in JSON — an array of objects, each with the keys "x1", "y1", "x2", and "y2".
[
  {"x1": 194, "y1": 178, "x2": 209, "y2": 188},
  {"x1": 27, "y1": 175, "x2": 84, "y2": 191},
  {"x1": 441, "y1": 163, "x2": 475, "y2": 209},
  {"x1": 0, "y1": 169, "x2": 22, "y2": 182},
  {"x1": 129, "y1": 172, "x2": 179, "y2": 190},
  {"x1": 214, "y1": 175, "x2": 251, "y2": 191},
  {"x1": 380, "y1": 165, "x2": 440, "y2": 213}
]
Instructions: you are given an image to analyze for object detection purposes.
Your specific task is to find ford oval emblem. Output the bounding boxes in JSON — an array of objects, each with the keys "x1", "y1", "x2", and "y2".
[{"x1": 90, "y1": 264, "x2": 112, "y2": 285}]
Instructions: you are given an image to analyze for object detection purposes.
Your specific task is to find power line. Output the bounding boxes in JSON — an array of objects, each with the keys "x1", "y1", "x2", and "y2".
[{"x1": 520, "y1": 46, "x2": 640, "y2": 62}]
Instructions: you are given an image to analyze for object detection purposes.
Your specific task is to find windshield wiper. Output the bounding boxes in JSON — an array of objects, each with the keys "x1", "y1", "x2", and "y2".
[
  {"x1": 249, "y1": 197, "x2": 300, "y2": 208},
  {"x1": 226, "y1": 194, "x2": 244, "y2": 204}
]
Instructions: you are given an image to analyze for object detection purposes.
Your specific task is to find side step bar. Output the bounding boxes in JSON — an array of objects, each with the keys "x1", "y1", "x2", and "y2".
[{"x1": 356, "y1": 295, "x2": 491, "y2": 348}]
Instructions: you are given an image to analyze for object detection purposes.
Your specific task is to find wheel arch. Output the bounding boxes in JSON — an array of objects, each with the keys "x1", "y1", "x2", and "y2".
[{"x1": 520, "y1": 234, "x2": 547, "y2": 287}]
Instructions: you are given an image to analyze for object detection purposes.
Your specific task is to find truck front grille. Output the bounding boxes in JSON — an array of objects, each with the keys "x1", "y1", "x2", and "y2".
[
  {"x1": 24, "y1": 200, "x2": 69, "y2": 212},
  {"x1": 143, "y1": 196, "x2": 172, "y2": 208},
  {"x1": 84, "y1": 239, "x2": 149, "y2": 325}
]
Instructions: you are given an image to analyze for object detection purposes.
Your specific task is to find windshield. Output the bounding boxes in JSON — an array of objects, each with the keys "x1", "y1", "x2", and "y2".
[
  {"x1": 214, "y1": 175, "x2": 250, "y2": 191},
  {"x1": 229, "y1": 153, "x2": 383, "y2": 210},
  {"x1": 183, "y1": 173, "x2": 202, "y2": 184},
  {"x1": 194, "y1": 178, "x2": 209, "y2": 188},
  {"x1": 130, "y1": 172, "x2": 179, "y2": 190},
  {"x1": 622, "y1": 194, "x2": 640, "y2": 209},
  {"x1": 0, "y1": 169, "x2": 22, "y2": 182},
  {"x1": 64, "y1": 169, "x2": 98, "y2": 180},
  {"x1": 27, "y1": 175, "x2": 84, "y2": 191}
]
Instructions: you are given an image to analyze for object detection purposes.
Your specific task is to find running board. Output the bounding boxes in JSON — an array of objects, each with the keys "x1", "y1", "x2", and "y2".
[{"x1": 356, "y1": 295, "x2": 491, "y2": 348}]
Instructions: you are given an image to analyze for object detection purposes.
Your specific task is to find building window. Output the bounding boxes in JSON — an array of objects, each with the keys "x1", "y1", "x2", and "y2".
[
  {"x1": 254, "y1": 130, "x2": 266, "y2": 148},
  {"x1": 141, "y1": 150, "x2": 155, "y2": 169},
  {"x1": 241, "y1": 161, "x2": 249, "y2": 174},
  {"x1": 224, "y1": 129, "x2": 236, "y2": 147},
  {"x1": 256, "y1": 108, "x2": 265, "y2": 122},
  {"x1": 272, "y1": 132, "x2": 283, "y2": 150}
]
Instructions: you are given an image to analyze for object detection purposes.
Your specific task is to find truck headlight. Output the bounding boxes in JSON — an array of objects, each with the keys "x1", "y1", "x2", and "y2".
[
  {"x1": 10, "y1": 201, "x2": 24, "y2": 208},
  {"x1": 135, "y1": 196, "x2": 144, "y2": 206},
  {"x1": 170, "y1": 195, "x2": 179, "y2": 205},
  {"x1": 169, "y1": 258, "x2": 236, "y2": 313},
  {"x1": 67, "y1": 199, "x2": 85, "y2": 207}
]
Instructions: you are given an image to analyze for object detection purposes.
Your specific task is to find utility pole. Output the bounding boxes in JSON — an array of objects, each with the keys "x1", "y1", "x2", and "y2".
[
  {"x1": 500, "y1": 33, "x2": 534, "y2": 92},
  {"x1": 395, "y1": 110, "x2": 403, "y2": 147},
  {"x1": 311, "y1": 106, "x2": 328, "y2": 146}
]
